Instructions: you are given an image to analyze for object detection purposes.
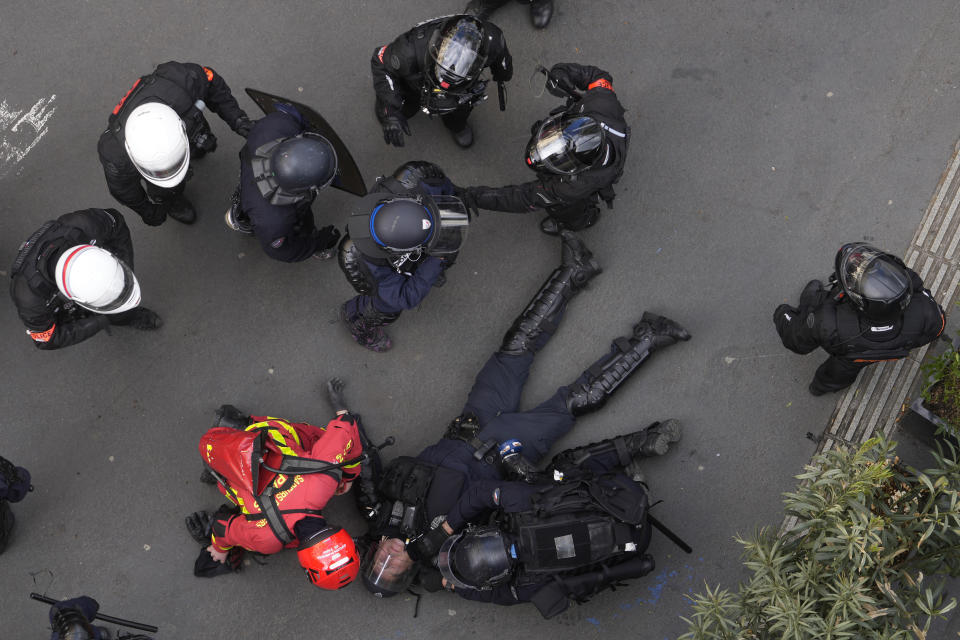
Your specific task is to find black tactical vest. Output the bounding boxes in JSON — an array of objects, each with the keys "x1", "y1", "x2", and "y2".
[
  {"x1": 817, "y1": 297, "x2": 938, "y2": 361},
  {"x1": 376, "y1": 456, "x2": 466, "y2": 538}
]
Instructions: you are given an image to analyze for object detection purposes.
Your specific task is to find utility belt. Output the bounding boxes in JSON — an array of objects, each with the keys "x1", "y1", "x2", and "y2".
[
  {"x1": 443, "y1": 413, "x2": 499, "y2": 466},
  {"x1": 377, "y1": 456, "x2": 465, "y2": 539}
]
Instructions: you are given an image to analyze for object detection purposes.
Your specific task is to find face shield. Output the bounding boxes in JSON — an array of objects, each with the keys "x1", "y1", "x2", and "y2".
[
  {"x1": 437, "y1": 526, "x2": 513, "y2": 591},
  {"x1": 526, "y1": 115, "x2": 606, "y2": 175},
  {"x1": 835, "y1": 243, "x2": 912, "y2": 317},
  {"x1": 55, "y1": 245, "x2": 142, "y2": 315},
  {"x1": 430, "y1": 195, "x2": 470, "y2": 256},
  {"x1": 428, "y1": 19, "x2": 487, "y2": 88},
  {"x1": 362, "y1": 537, "x2": 417, "y2": 598}
]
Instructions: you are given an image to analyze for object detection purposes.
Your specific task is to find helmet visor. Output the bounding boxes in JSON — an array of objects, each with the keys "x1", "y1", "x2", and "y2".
[
  {"x1": 80, "y1": 259, "x2": 140, "y2": 314},
  {"x1": 139, "y1": 146, "x2": 189, "y2": 182},
  {"x1": 429, "y1": 20, "x2": 486, "y2": 86},
  {"x1": 837, "y1": 243, "x2": 911, "y2": 312},
  {"x1": 362, "y1": 538, "x2": 416, "y2": 596},
  {"x1": 527, "y1": 115, "x2": 605, "y2": 175},
  {"x1": 431, "y1": 195, "x2": 470, "y2": 256}
]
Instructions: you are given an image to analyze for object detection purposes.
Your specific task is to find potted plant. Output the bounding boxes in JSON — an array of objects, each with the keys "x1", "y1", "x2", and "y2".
[{"x1": 912, "y1": 336, "x2": 960, "y2": 438}]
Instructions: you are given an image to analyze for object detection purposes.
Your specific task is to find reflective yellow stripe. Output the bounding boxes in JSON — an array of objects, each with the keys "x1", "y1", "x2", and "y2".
[{"x1": 246, "y1": 418, "x2": 300, "y2": 456}]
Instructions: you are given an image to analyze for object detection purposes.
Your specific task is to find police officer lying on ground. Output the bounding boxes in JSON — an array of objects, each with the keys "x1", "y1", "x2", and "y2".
[
  {"x1": 224, "y1": 105, "x2": 342, "y2": 262},
  {"x1": 98, "y1": 61, "x2": 253, "y2": 226},
  {"x1": 372, "y1": 14, "x2": 513, "y2": 148},
  {"x1": 465, "y1": 0, "x2": 554, "y2": 29},
  {"x1": 187, "y1": 380, "x2": 363, "y2": 590},
  {"x1": 0, "y1": 455, "x2": 31, "y2": 555},
  {"x1": 338, "y1": 161, "x2": 468, "y2": 352},
  {"x1": 774, "y1": 242, "x2": 945, "y2": 396},
  {"x1": 458, "y1": 62, "x2": 629, "y2": 236},
  {"x1": 358, "y1": 231, "x2": 690, "y2": 616},
  {"x1": 10, "y1": 209, "x2": 162, "y2": 350}
]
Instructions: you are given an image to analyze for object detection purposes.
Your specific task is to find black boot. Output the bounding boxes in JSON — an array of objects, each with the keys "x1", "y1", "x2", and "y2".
[
  {"x1": 108, "y1": 306, "x2": 163, "y2": 330},
  {"x1": 341, "y1": 302, "x2": 396, "y2": 353},
  {"x1": 451, "y1": 122, "x2": 474, "y2": 148},
  {"x1": 529, "y1": 0, "x2": 553, "y2": 28},
  {"x1": 213, "y1": 404, "x2": 251, "y2": 429},
  {"x1": 166, "y1": 194, "x2": 197, "y2": 224},
  {"x1": 550, "y1": 419, "x2": 683, "y2": 471},
  {"x1": 566, "y1": 314, "x2": 691, "y2": 416},
  {"x1": 464, "y1": 0, "x2": 495, "y2": 19},
  {"x1": 500, "y1": 231, "x2": 601, "y2": 355}
]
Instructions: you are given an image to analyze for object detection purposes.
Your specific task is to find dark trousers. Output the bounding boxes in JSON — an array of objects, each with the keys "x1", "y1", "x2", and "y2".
[
  {"x1": 389, "y1": 88, "x2": 473, "y2": 133},
  {"x1": 342, "y1": 295, "x2": 401, "y2": 325},
  {"x1": 811, "y1": 355, "x2": 871, "y2": 393},
  {"x1": 461, "y1": 352, "x2": 575, "y2": 464},
  {"x1": 547, "y1": 199, "x2": 600, "y2": 230}
]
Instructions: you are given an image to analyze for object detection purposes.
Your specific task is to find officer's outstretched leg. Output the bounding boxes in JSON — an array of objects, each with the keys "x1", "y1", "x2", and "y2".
[
  {"x1": 341, "y1": 298, "x2": 400, "y2": 353},
  {"x1": 809, "y1": 355, "x2": 867, "y2": 396},
  {"x1": 549, "y1": 419, "x2": 683, "y2": 481},
  {"x1": 565, "y1": 313, "x2": 691, "y2": 416},
  {"x1": 500, "y1": 230, "x2": 601, "y2": 356}
]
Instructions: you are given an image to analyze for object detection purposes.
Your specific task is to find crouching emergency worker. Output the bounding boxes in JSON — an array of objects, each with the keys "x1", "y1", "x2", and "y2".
[
  {"x1": 339, "y1": 161, "x2": 469, "y2": 352},
  {"x1": 372, "y1": 14, "x2": 512, "y2": 148},
  {"x1": 774, "y1": 243, "x2": 945, "y2": 396},
  {"x1": 359, "y1": 231, "x2": 691, "y2": 616},
  {"x1": 224, "y1": 104, "x2": 342, "y2": 262},
  {"x1": 187, "y1": 379, "x2": 364, "y2": 589},
  {"x1": 0, "y1": 455, "x2": 31, "y2": 554},
  {"x1": 98, "y1": 61, "x2": 253, "y2": 226},
  {"x1": 458, "y1": 62, "x2": 628, "y2": 235},
  {"x1": 10, "y1": 209, "x2": 162, "y2": 350}
]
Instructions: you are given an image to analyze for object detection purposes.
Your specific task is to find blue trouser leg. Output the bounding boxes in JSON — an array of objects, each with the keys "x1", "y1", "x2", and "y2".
[
  {"x1": 476, "y1": 388, "x2": 575, "y2": 464},
  {"x1": 462, "y1": 352, "x2": 535, "y2": 426}
]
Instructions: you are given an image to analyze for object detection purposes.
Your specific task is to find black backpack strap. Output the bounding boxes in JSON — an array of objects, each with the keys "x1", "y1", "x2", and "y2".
[{"x1": 256, "y1": 484, "x2": 295, "y2": 545}]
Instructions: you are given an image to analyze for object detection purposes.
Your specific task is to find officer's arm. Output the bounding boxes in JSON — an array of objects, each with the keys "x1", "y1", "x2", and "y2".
[
  {"x1": 212, "y1": 514, "x2": 284, "y2": 556},
  {"x1": 485, "y1": 23, "x2": 513, "y2": 82},
  {"x1": 372, "y1": 257, "x2": 446, "y2": 310},
  {"x1": 371, "y1": 38, "x2": 412, "y2": 121},
  {"x1": 773, "y1": 304, "x2": 821, "y2": 354},
  {"x1": 550, "y1": 63, "x2": 613, "y2": 92},
  {"x1": 186, "y1": 63, "x2": 249, "y2": 132},
  {"x1": 470, "y1": 175, "x2": 593, "y2": 213},
  {"x1": 446, "y1": 481, "x2": 504, "y2": 530},
  {"x1": 22, "y1": 313, "x2": 109, "y2": 351},
  {"x1": 59, "y1": 208, "x2": 135, "y2": 268}
]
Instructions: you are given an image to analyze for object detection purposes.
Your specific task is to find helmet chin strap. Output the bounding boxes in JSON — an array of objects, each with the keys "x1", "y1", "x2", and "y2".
[{"x1": 389, "y1": 248, "x2": 423, "y2": 271}]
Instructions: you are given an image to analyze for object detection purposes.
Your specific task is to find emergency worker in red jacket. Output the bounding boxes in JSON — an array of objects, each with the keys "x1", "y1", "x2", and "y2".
[{"x1": 188, "y1": 381, "x2": 364, "y2": 589}]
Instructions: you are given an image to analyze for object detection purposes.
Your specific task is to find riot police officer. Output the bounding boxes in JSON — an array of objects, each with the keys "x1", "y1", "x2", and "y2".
[
  {"x1": 338, "y1": 161, "x2": 468, "y2": 352},
  {"x1": 774, "y1": 243, "x2": 945, "y2": 395},
  {"x1": 0, "y1": 455, "x2": 31, "y2": 555},
  {"x1": 465, "y1": 0, "x2": 554, "y2": 29},
  {"x1": 371, "y1": 14, "x2": 513, "y2": 148},
  {"x1": 224, "y1": 106, "x2": 342, "y2": 262},
  {"x1": 358, "y1": 231, "x2": 690, "y2": 601},
  {"x1": 10, "y1": 209, "x2": 162, "y2": 350},
  {"x1": 98, "y1": 61, "x2": 253, "y2": 226},
  {"x1": 459, "y1": 62, "x2": 629, "y2": 235}
]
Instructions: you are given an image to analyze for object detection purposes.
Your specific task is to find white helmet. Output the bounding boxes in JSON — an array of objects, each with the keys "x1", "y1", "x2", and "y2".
[
  {"x1": 123, "y1": 102, "x2": 190, "y2": 187},
  {"x1": 55, "y1": 245, "x2": 141, "y2": 314}
]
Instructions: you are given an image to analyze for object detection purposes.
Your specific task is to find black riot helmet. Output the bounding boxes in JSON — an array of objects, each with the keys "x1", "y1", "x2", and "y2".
[
  {"x1": 51, "y1": 607, "x2": 97, "y2": 640},
  {"x1": 437, "y1": 526, "x2": 514, "y2": 591},
  {"x1": 426, "y1": 16, "x2": 490, "y2": 91},
  {"x1": 526, "y1": 114, "x2": 607, "y2": 175},
  {"x1": 834, "y1": 243, "x2": 913, "y2": 320},
  {"x1": 347, "y1": 192, "x2": 469, "y2": 269},
  {"x1": 250, "y1": 133, "x2": 338, "y2": 206}
]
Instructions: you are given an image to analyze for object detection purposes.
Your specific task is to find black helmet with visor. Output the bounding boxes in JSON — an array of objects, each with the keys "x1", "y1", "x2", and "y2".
[
  {"x1": 834, "y1": 242, "x2": 913, "y2": 320},
  {"x1": 526, "y1": 114, "x2": 606, "y2": 175}
]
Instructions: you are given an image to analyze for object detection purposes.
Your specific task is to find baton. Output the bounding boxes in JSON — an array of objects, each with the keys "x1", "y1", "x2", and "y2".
[
  {"x1": 497, "y1": 81, "x2": 506, "y2": 111},
  {"x1": 647, "y1": 514, "x2": 693, "y2": 554},
  {"x1": 30, "y1": 593, "x2": 159, "y2": 634}
]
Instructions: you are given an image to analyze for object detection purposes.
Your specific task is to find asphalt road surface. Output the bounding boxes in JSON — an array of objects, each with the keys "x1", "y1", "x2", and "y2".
[{"x1": 2, "y1": 2, "x2": 959, "y2": 638}]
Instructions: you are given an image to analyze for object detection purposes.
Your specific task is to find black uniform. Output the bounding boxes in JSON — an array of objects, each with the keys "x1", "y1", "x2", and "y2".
[
  {"x1": 774, "y1": 271, "x2": 945, "y2": 393},
  {"x1": 97, "y1": 61, "x2": 249, "y2": 226},
  {"x1": 238, "y1": 111, "x2": 340, "y2": 262},
  {"x1": 0, "y1": 455, "x2": 30, "y2": 555},
  {"x1": 10, "y1": 209, "x2": 134, "y2": 350},
  {"x1": 466, "y1": 63, "x2": 629, "y2": 230},
  {"x1": 371, "y1": 16, "x2": 513, "y2": 136}
]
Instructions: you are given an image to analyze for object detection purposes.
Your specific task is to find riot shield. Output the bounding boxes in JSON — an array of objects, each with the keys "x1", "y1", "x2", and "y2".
[{"x1": 245, "y1": 88, "x2": 367, "y2": 196}]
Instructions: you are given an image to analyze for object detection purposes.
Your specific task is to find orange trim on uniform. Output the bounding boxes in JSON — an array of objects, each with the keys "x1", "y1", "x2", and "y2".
[
  {"x1": 588, "y1": 78, "x2": 613, "y2": 91},
  {"x1": 378, "y1": 45, "x2": 387, "y2": 63},
  {"x1": 937, "y1": 311, "x2": 946, "y2": 337},
  {"x1": 112, "y1": 78, "x2": 141, "y2": 115},
  {"x1": 203, "y1": 66, "x2": 215, "y2": 82},
  {"x1": 28, "y1": 324, "x2": 56, "y2": 343},
  {"x1": 852, "y1": 358, "x2": 898, "y2": 363}
]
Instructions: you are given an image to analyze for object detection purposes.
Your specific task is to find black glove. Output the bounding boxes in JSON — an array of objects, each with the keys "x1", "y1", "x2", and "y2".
[
  {"x1": 186, "y1": 511, "x2": 214, "y2": 544},
  {"x1": 546, "y1": 65, "x2": 577, "y2": 98},
  {"x1": 235, "y1": 116, "x2": 255, "y2": 138},
  {"x1": 382, "y1": 115, "x2": 410, "y2": 147},
  {"x1": 454, "y1": 186, "x2": 480, "y2": 218},
  {"x1": 193, "y1": 546, "x2": 244, "y2": 577},
  {"x1": 313, "y1": 225, "x2": 342, "y2": 256},
  {"x1": 326, "y1": 377, "x2": 350, "y2": 414},
  {"x1": 412, "y1": 525, "x2": 451, "y2": 561}
]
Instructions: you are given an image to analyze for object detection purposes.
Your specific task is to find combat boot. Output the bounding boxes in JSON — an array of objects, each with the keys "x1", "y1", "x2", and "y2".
[
  {"x1": 549, "y1": 419, "x2": 683, "y2": 478},
  {"x1": 500, "y1": 231, "x2": 601, "y2": 355},
  {"x1": 213, "y1": 404, "x2": 251, "y2": 430},
  {"x1": 166, "y1": 194, "x2": 197, "y2": 224},
  {"x1": 566, "y1": 315, "x2": 690, "y2": 416},
  {"x1": 109, "y1": 307, "x2": 163, "y2": 330}
]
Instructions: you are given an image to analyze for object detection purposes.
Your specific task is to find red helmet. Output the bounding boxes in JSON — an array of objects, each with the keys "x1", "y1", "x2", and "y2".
[{"x1": 297, "y1": 526, "x2": 359, "y2": 590}]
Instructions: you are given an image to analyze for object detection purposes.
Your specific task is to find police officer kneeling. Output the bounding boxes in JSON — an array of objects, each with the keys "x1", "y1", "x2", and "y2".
[
  {"x1": 10, "y1": 209, "x2": 161, "y2": 350},
  {"x1": 774, "y1": 243, "x2": 945, "y2": 396}
]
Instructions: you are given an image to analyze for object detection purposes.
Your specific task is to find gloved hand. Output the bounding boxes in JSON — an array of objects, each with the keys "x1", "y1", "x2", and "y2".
[
  {"x1": 454, "y1": 186, "x2": 480, "y2": 218},
  {"x1": 186, "y1": 511, "x2": 214, "y2": 544},
  {"x1": 326, "y1": 377, "x2": 350, "y2": 414},
  {"x1": 235, "y1": 116, "x2": 255, "y2": 138},
  {"x1": 412, "y1": 524, "x2": 452, "y2": 561},
  {"x1": 546, "y1": 64, "x2": 577, "y2": 98},
  {"x1": 194, "y1": 545, "x2": 244, "y2": 577},
  {"x1": 382, "y1": 115, "x2": 410, "y2": 147}
]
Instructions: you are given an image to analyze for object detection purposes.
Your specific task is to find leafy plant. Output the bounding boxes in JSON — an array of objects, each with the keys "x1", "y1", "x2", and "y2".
[
  {"x1": 920, "y1": 348, "x2": 960, "y2": 434},
  {"x1": 679, "y1": 438, "x2": 960, "y2": 640}
]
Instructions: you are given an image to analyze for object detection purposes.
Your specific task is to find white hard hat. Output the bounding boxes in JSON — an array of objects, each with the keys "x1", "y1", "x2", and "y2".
[
  {"x1": 55, "y1": 245, "x2": 141, "y2": 314},
  {"x1": 123, "y1": 102, "x2": 190, "y2": 187}
]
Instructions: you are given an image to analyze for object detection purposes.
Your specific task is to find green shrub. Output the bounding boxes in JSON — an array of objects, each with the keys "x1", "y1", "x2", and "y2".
[
  {"x1": 921, "y1": 348, "x2": 960, "y2": 435},
  {"x1": 679, "y1": 438, "x2": 960, "y2": 640}
]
